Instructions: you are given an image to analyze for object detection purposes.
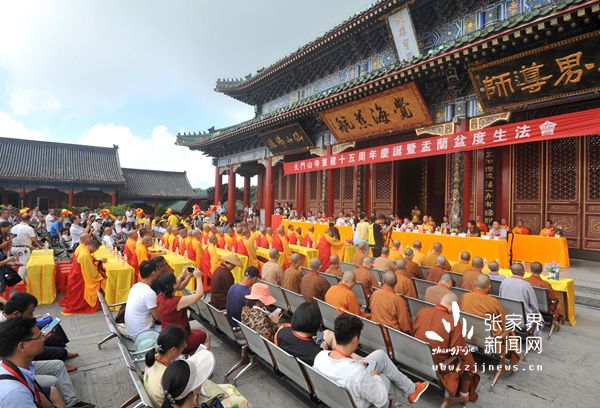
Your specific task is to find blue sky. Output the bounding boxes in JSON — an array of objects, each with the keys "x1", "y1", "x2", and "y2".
[{"x1": 0, "y1": 0, "x2": 370, "y2": 187}]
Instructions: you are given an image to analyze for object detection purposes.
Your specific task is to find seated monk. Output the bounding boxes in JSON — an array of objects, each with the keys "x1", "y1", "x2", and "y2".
[
  {"x1": 281, "y1": 253, "x2": 303, "y2": 294},
  {"x1": 476, "y1": 215, "x2": 489, "y2": 234},
  {"x1": 302, "y1": 226, "x2": 316, "y2": 248},
  {"x1": 207, "y1": 234, "x2": 220, "y2": 274},
  {"x1": 413, "y1": 292, "x2": 480, "y2": 403},
  {"x1": 460, "y1": 274, "x2": 521, "y2": 366},
  {"x1": 372, "y1": 246, "x2": 395, "y2": 272},
  {"x1": 512, "y1": 220, "x2": 531, "y2": 235},
  {"x1": 353, "y1": 256, "x2": 379, "y2": 298},
  {"x1": 287, "y1": 224, "x2": 298, "y2": 245},
  {"x1": 62, "y1": 237, "x2": 106, "y2": 315},
  {"x1": 424, "y1": 273, "x2": 453, "y2": 305},
  {"x1": 265, "y1": 227, "x2": 275, "y2": 248},
  {"x1": 255, "y1": 227, "x2": 269, "y2": 249},
  {"x1": 188, "y1": 229, "x2": 203, "y2": 270},
  {"x1": 370, "y1": 272, "x2": 412, "y2": 334},
  {"x1": 352, "y1": 242, "x2": 368, "y2": 267},
  {"x1": 324, "y1": 254, "x2": 343, "y2": 278},
  {"x1": 123, "y1": 230, "x2": 139, "y2": 276},
  {"x1": 461, "y1": 257, "x2": 484, "y2": 291},
  {"x1": 424, "y1": 242, "x2": 451, "y2": 270},
  {"x1": 539, "y1": 220, "x2": 555, "y2": 237},
  {"x1": 136, "y1": 236, "x2": 152, "y2": 265},
  {"x1": 393, "y1": 259, "x2": 417, "y2": 298},
  {"x1": 411, "y1": 241, "x2": 425, "y2": 266},
  {"x1": 451, "y1": 252, "x2": 472, "y2": 274},
  {"x1": 388, "y1": 240, "x2": 403, "y2": 262},
  {"x1": 426, "y1": 256, "x2": 448, "y2": 283},
  {"x1": 324, "y1": 271, "x2": 368, "y2": 318},
  {"x1": 526, "y1": 261, "x2": 565, "y2": 321},
  {"x1": 402, "y1": 248, "x2": 423, "y2": 280}
]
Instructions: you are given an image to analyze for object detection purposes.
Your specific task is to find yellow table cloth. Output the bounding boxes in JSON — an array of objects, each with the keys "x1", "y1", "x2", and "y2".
[
  {"x1": 510, "y1": 235, "x2": 570, "y2": 267},
  {"x1": 26, "y1": 251, "x2": 56, "y2": 305},
  {"x1": 93, "y1": 247, "x2": 135, "y2": 306},
  {"x1": 392, "y1": 231, "x2": 510, "y2": 268},
  {"x1": 215, "y1": 248, "x2": 247, "y2": 283},
  {"x1": 163, "y1": 252, "x2": 196, "y2": 290},
  {"x1": 288, "y1": 244, "x2": 318, "y2": 267},
  {"x1": 256, "y1": 247, "x2": 283, "y2": 265},
  {"x1": 281, "y1": 220, "x2": 354, "y2": 242}
]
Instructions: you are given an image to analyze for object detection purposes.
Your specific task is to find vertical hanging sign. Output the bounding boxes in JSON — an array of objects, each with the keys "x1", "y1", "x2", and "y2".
[{"x1": 483, "y1": 149, "x2": 497, "y2": 225}]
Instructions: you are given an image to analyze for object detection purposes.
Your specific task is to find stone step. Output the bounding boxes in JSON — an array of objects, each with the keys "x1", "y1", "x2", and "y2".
[{"x1": 575, "y1": 285, "x2": 600, "y2": 308}]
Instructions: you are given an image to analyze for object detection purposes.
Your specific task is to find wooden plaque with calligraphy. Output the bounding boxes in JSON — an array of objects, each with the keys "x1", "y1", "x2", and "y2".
[
  {"x1": 259, "y1": 123, "x2": 314, "y2": 155},
  {"x1": 469, "y1": 30, "x2": 600, "y2": 113},
  {"x1": 320, "y1": 82, "x2": 432, "y2": 142}
]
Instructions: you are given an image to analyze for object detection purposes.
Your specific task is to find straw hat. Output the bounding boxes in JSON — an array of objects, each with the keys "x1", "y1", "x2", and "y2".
[
  {"x1": 245, "y1": 282, "x2": 276, "y2": 306},
  {"x1": 221, "y1": 253, "x2": 242, "y2": 267},
  {"x1": 173, "y1": 349, "x2": 215, "y2": 400}
]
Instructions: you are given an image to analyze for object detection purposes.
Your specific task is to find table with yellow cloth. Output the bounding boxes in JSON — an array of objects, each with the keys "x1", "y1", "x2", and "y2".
[
  {"x1": 163, "y1": 252, "x2": 196, "y2": 291},
  {"x1": 256, "y1": 247, "x2": 283, "y2": 266},
  {"x1": 392, "y1": 231, "x2": 510, "y2": 268},
  {"x1": 510, "y1": 235, "x2": 570, "y2": 267},
  {"x1": 281, "y1": 220, "x2": 353, "y2": 242},
  {"x1": 94, "y1": 247, "x2": 135, "y2": 306},
  {"x1": 26, "y1": 249, "x2": 56, "y2": 305},
  {"x1": 289, "y1": 244, "x2": 318, "y2": 267},
  {"x1": 448, "y1": 260, "x2": 576, "y2": 326},
  {"x1": 215, "y1": 248, "x2": 247, "y2": 283}
]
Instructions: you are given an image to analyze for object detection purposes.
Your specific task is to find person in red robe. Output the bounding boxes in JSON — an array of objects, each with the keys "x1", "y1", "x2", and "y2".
[
  {"x1": 302, "y1": 225, "x2": 316, "y2": 248},
  {"x1": 287, "y1": 224, "x2": 298, "y2": 245},
  {"x1": 272, "y1": 228, "x2": 284, "y2": 252},
  {"x1": 255, "y1": 228, "x2": 269, "y2": 249},
  {"x1": 317, "y1": 229, "x2": 332, "y2": 272},
  {"x1": 61, "y1": 237, "x2": 106, "y2": 315},
  {"x1": 123, "y1": 230, "x2": 139, "y2": 281},
  {"x1": 216, "y1": 230, "x2": 226, "y2": 249},
  {"x1": 475, "y1": 215, "x2": 488, "y2": 234}
]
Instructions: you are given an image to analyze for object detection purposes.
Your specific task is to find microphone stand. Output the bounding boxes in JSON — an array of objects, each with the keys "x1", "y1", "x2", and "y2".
[{"x1": 507, "y1": 230, "x2": 514, "y2": 265}]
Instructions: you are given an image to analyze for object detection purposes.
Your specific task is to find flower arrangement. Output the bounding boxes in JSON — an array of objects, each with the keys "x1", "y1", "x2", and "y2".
[
  {"x1": 449, "y1": 228, "x2": 459, "y2": 235},
  {"x1": 544, "y1": 261, "x2": 560, "y2": 280},
  {"x1": 554, "y1": 224, "x2": 565, "y2": 238}
]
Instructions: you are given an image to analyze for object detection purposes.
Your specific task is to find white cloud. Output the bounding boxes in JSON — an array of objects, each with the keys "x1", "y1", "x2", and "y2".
[
  {"x1": 8, "y1": 88, "x2": 61, "y2": 116},
  {"x1": 0, "y1": 111, "x2": 43, "y2": 140},
  {"x1": 78, "y1": 123, "x2": 214, "y2": 188}
]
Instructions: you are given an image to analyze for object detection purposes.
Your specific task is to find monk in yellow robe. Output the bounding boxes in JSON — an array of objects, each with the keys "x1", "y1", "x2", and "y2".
[
  {"x1": 161, "y1": 227, "x2": 171, "y2": 247},
  {"x1": 237, "y1": 228, "x2": 260, "y2": 268},
  {"x1": 512, "y1": 220, "x2": 531, "y2": 235},
  {"x1": 370, "y1": 271, "x2": 412, "y2": 334},
  {"x1": 302, "y1": 226, "x2": 317, "y2": 248},
  {"x1": 424, "y1": 242, "x2": 451, "y2": 270},
  {"x1": 539, "y1": 220, "x2": 555, "y2": 237},
  {"x1": 389, "y1": 240, "x2": 403, "y2": 262},
  {"x1": 207, "y1": 235, "x2": 220, "y2": 273},
  {"x1": 168, "y1": 228, "x2": 177, "y2": 250},
  {"x1": 190, "y1": 230, "x2": 204, "y2": 270},
  {"x1": 276, "y1": 226, "x2": 293, "y2": 268},
  {"x1": 411, "y1": 240, "x2": 425, "y2": 266},
  {"x1": 136, "y1": 236, "x2": 152, "y2": 265},
  {"x1": 324, "y1": 229, "x2": 345, "y2": 260},
  {"x1": 224, "y1": 227, "x2": 235, "y2": 249},
  {"x1": 80, "y1": 239, "x2": 106, "y2": 311},
  {"x1": 451, "y1": 252, "x2": 472, "y2": 274},
  {"x1": 266, "y1": 227, "x2": 274, "y2": 247},
  {"x1": 324, "y1": 271, "x2": 368, "y2": 318},
  {"x1": 167, "y1": 211, "x2": 178, "y2": 228}
]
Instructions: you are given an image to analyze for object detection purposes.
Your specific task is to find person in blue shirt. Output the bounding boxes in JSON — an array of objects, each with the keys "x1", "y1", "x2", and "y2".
[
  {"x1": 49, "y1": 217, "x2": 64, "y2": 239},
  {"x1": 0, "y1": 317, "x2": 61, "y2": 407},
  {"x1": 226, "y1": 266, "x2": 260, "y2": 327}
]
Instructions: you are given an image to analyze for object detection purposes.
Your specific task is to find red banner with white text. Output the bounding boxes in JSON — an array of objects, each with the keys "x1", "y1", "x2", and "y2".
[{"x1": 283, "y1": 107, "x2": 600, "y2": 175}]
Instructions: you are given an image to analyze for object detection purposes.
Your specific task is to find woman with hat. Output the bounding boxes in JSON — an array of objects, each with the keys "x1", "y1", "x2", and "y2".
[
  {"x1": 160, "y1": 349, "x2": 215, "y2": 408},
  {"x1": 240, "y1": 282, "x2": 282, "y2": 341}
]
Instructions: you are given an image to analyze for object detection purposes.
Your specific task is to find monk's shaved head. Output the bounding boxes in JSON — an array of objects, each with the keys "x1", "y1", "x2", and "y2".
[
  {"x1": 266, "y1": 227, "x2": 273, "y2": 234},
  {"x1": 530, "y1": 262, "x2": 543, "y2": 275},
  {"x1": 413, "y1": 240, "x2": 422, "y2": 250},
  {"x1": 476, "y1": 274, "x2": 491, "y2": 290},
  {"x1": 79, "y1": 233, "x2": 91, "y2": 245},
  {"x1": 308, "y1": 226, "x2": 314, "y2": 232},
  {"x1": 511, "y1": 262, "x2": 525, "y2": 276},
  {"x1": 392, "y1": 240, "x2": 401, "y2": 249},
  {"x1": 290, "y1": 253, "x2": 302, "y2": 265},
  {"x1": 142, "y1": 236, "x2": 153, "y2": 246},
  {"x1": 310, "y1": 257, "x2": 321, "y2": 272},
  {"x1": 269, "y1": 248, "x2": 280, "y2": 260},
  {"x1": 358, "y1": 242, "x2": 368, "y2": 252},
  {"x1": 439, "y1": 273, "x2": 453, "y2": 286},
  {"x1": 208, "y1": 234, "x2": 217, "y2": 244},
  {"x1": 472, "y1": 256, "x2": 484, "y2": 269},
  {"x1": 381, "y1": 246, "x2": 390, "y2": 256},
  {"x1": 341, "y1": 271, "x2": 356, "y2": 284},
  {"x1": 488, "y1": 261, "x2": 499, "y2": 272},
  {"x1": 460, "y1": 251, "x2": 471, "y2": 261},
  {"x1": 433, "y1": 242, "x2": 442, "y2": 253},
  {"x1": 362, "y1": 256, "x2": 374, "y2": 268},
  {"x1": 440, "y1": 292, "x2": 459, "y2": 310},
  {"x1": 277, "y1": 225, "x2": 284, "y2": 234},
  {"x1": 192, "y1": 229, "x2": 202, "y2": 238},
  {"x1": 383, "y1": 271, "x2": 397, "y2": 288},
  {"x1": 128, "y1": 230, "x2": 138, "y2": 239},
  {"x1": 329, "y1": 254, "x2": 340, "y2": 265},
  {"x1": 403, "y1": 247, "x2": 413, "y2": 258},
  {"x1": 436, "y1": 256, "x2": 446, "y2": 267},
  {"x1": 395, "y1": 259, "x2": 406, "y2": 271}
]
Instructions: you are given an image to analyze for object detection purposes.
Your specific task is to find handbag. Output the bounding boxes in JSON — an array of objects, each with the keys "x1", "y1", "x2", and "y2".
[{"x1": 1, "y1": 265, "x2": 22, "y2": 288}]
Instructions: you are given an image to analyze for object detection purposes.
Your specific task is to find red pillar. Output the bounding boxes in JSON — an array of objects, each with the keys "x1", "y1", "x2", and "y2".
[
  {"x1": 326, "y1": 145, "x2": 334, "y2": 216},
  {"x1": 111, "y1": 192, "x2": 117, "y2": 206},
  {"x1": 257, "y1": 168, "x2": 264, "y2": 209},
  {"x1": 265, "y1": 158, "x2": 274, "y2": 227},
  {"x1": 67, "y1": 189, "x2": 74, "y2": 208},
  {"x1": 214, "y1": 167, "x2": 222, "y2": 206},
  {"x1": 227, "y1": 168, "x2": 236, "y2": 222},
  {"x1": 243, "y1": 176, "x2": 250, "y2": 207},
  {"x1": 459, "y1": 118, "x2": 471, "y2": 228},
  {"x1": 296, "y1": 173, "x2": 305, "y2": 215}
]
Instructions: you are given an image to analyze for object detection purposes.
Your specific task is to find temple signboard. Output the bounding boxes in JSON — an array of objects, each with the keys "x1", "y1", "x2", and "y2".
[
  {"x1": 321, "y1": 82, "x2": 432, "y2": 142},
  {"x1": 259, "y1": 123, "x2": 313, "y2": 155},
  {"x1": 469, "y1": 30, "x2": 600, "y2": 113}
]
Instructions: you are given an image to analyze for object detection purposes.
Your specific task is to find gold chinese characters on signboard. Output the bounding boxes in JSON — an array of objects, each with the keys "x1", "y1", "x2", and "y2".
[{"x1": 320, "y1": 82, "x2": 432, "y2": 142}]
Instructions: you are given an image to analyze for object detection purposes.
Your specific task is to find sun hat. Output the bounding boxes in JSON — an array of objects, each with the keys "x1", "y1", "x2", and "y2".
[
  {"x1": 173, "y1": 349, "x2": 215, "y2": 400},
  {"x1": 244, "y1": 282, "x2": 276, "y2": 306},
  {"x1": 221, "y1": 253, "x2": 242, "y2": 267}
]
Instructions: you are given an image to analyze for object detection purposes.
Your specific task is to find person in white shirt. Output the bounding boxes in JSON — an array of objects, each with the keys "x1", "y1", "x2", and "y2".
[
  {"x1": 45, "y1": 209, "x2": 55, "y2": 232},
  {"x1": 124, "y1": 260, "x2": 161, "y2": 338},
  {"x1": 313, "y1": 314, "x2": 428, "y2": 407},
  {"x1": 114, "y1": 216, "x2": 123, "y2": 235},
  {"x1": 335, "y1": 212, "x2": 347, "y2": 227},
  {"x1": 10, "y1": 214, "x2": 42, "y2": 279},
  {"x1": 101, "y1": 227, "x2": 114, "y2": 247},
  {"x1": 68, "y1": 216, "x2": 88, "y2": 249}
]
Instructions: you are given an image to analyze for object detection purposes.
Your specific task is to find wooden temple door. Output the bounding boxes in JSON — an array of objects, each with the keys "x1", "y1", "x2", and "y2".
[
  {"x1": 372, "y1": 162, "x2": 393, "y2": 216},
  {"x1": 307, "y1": 170, "x2": 323, "y2": 214},
  {"x1": 512, "y1": 142, "x2": 544, "y2": 233},
  {"x1": 583, "y1": 135, "x2": 600, "y2": 251},
  {"x1": 332, "y1": 167, "x2": 357, "y2": 215}
]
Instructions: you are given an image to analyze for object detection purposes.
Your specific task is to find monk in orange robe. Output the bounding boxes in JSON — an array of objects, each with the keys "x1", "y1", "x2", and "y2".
[
  {"x1": 451, "y1": 252, "x2": 472, "y2": 274},
  {"x1": 324, "y1": 254, "x2": 343, "y2": 277},
  {"x1": 123, "y1": 230, "x2": 139, "y2": 276},
  {"x1": 460, "y1": 274, "x2": 521, "y2": 365},
  {"x1": 424, "y1": 243, "x2": 451, "y2": 270},
  {"x1": 370, "y1": 271, "x2": 412, "y2": 334},
  {"x1": 512, "y1": 220, "x2": 531, "y2": 235},
  {"x1": 294, "y1": 227, "x2": 303, "y2": 245},
  {"x1": 189, "y1": 230, "x2": 204, "y2": 269},
  {"x1": 539, "y1": 220, "x2": 555, "y2": 237},
  {"x1": 234, "y1": 227, "x2": 244, "y2": 254},
  {"x1": 255, "y1": 228, "x2": 269, "y2": 249},
  {"x1": 426, "y1": 256, "x2": 449, "y2": 283},
  {"x1": 476, "y1": 215, "x2": 488, "y2": 233},
  {"x1": 207, "y1": 235, "x2": 220, "y2": 274},
  {"x1": 224, "y1": 227, "x2": 235, "y2": 250},
  {"x1": 272, "y1": 227, "x2": 284, "y2": 252},
  {"x1": 161, "y1": 227, "x2": 171, "y2": 246},
  {"x1": 324, "y1": 271, "x2": 368, "y2": 318},
  {"x1": 317, "y1": 233, "x2": 332, "y2": 272},
  {"x1": 302, "y1": 226, "x2": 316, "y2": 248},
  {"x1": 389, "y1": 240, "x2": 403, "y2": 262},
  {"x1": 172, "y1": 228, "x2": 187, "y2": 254},
  {"x1": 424, "y1": 273, "x2": 453, "y2": 304},
  {"x1": 276, "y1": 226, "x2": 293, "y2": 268},
  {"x1": 60, "y1": 233, "x2": 92, "y2": 311},
  {"x1": 168, "y1": 228, "x2": 177, "y2": 250},
  {"x1": 394, "y1": 259, "x2": 417, "y2": 298},
  {"x1": 461, "y1": 257, "x2": 484, "y2": 291},
  {"x1": 287, "y1": 225, "x2": 298, "y2": 245},
  {"x1": 237, "y1": 229, "x2": 260, "y2": 268},
  {"x1": 136, "y1": 236, "x2": 152, "y2": 265},
  {"x1": 62, "y1": 238, "x2": 105, "y2": 315},
  {"x1": 526, "y1": 262, "x2": 565, "y2": 320},
  {"x1": 202, "y1": 225, "x2": 210, "y2": 244},
  {"x1": 353, "y1": 256, "x2": 379, "y2": 298},
  {"x1": 265, "y1": 227, "x2": 274, "y2": 247},
  {"x1": 216, "y1": 230, "x2": 226, "y2": 249},
  {"x1": 413, "y1": 293, "x2": 480, "y2": 403}
]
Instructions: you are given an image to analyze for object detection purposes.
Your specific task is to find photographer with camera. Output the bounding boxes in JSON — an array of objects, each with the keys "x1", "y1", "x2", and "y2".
[{"x1": 369, "y1": 215, "x2": 396, "y2": 258}]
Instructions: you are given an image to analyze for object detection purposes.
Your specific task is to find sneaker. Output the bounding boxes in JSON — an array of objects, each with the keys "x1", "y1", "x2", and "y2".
[{"x1": 408, "y1": 381, "x2": 429, "y2": 403}]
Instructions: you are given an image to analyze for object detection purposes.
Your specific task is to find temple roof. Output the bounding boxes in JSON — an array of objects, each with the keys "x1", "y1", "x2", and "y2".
[
  {"x1": 119, "y1": 168, "x2": 195, "y2": 199},
  {"x1": 179, "y1": 0, "x2": 590, "y2": 157},
  {"x1": 0, "y1": 137, "x2": 126, "y2": 185}
]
